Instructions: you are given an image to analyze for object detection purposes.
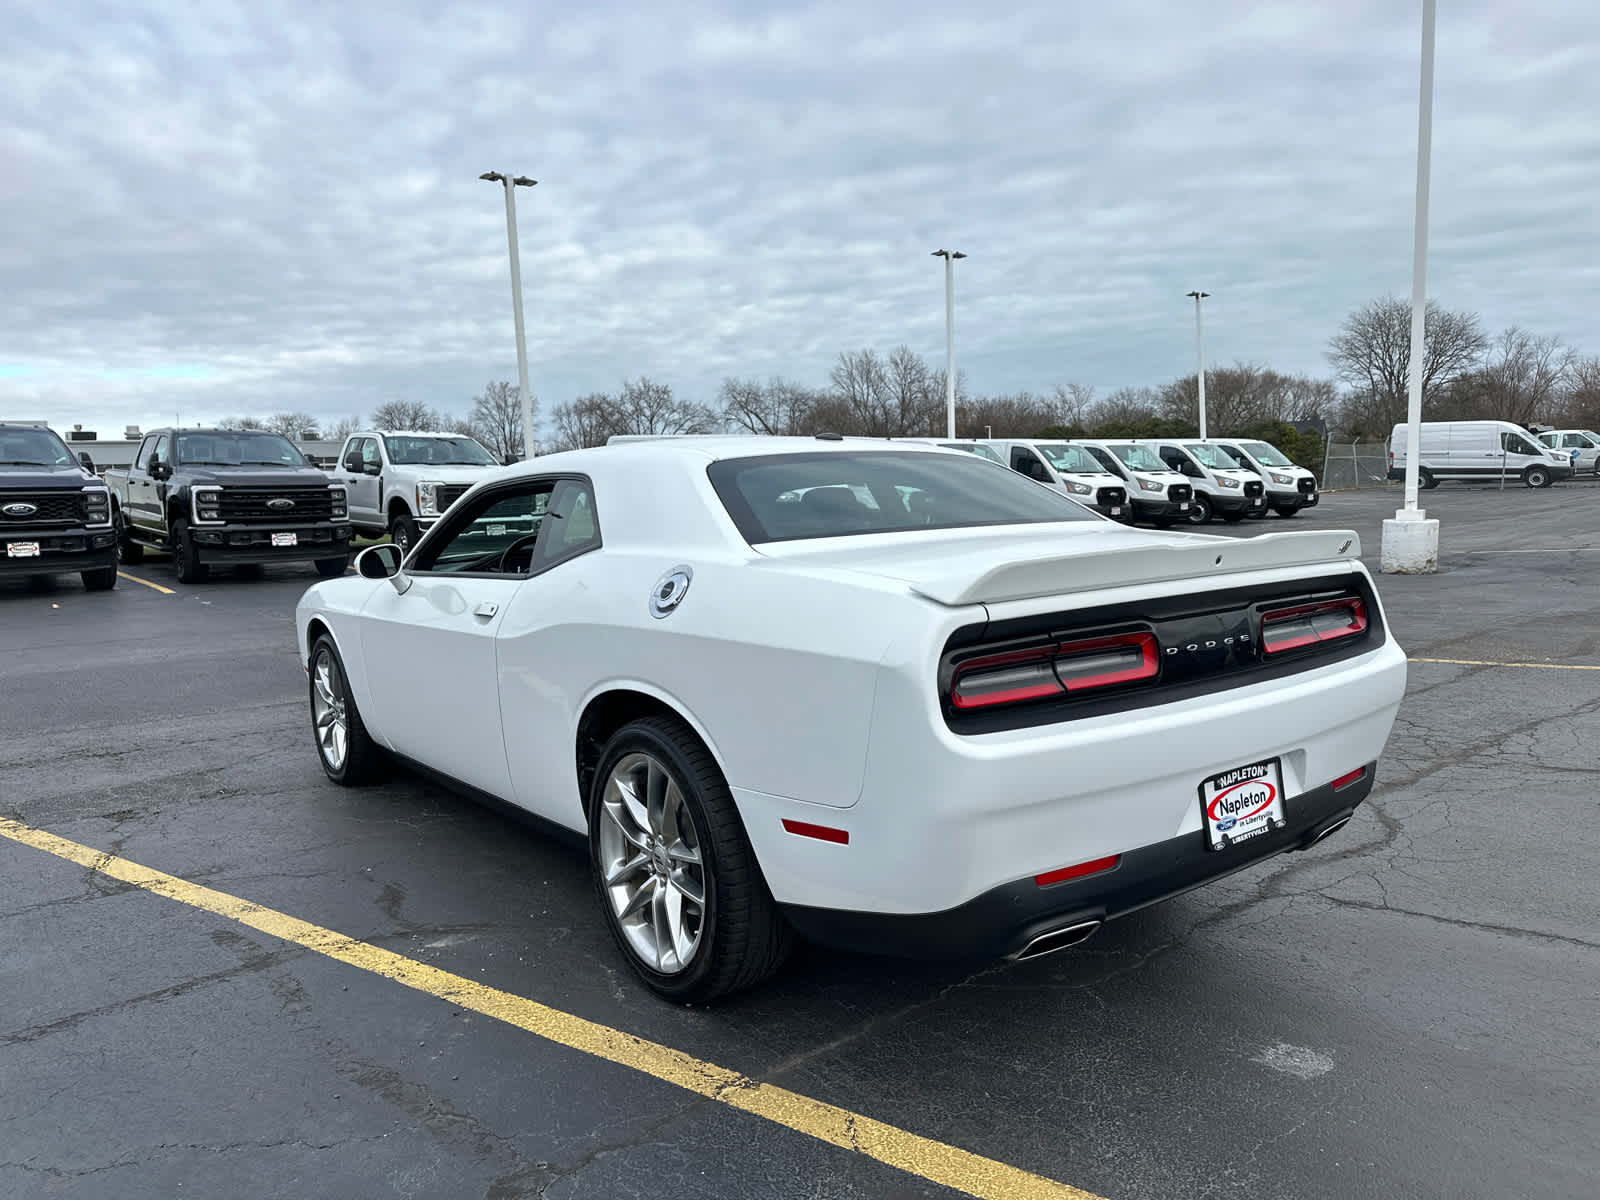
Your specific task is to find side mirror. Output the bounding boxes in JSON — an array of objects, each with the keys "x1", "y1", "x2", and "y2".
[
  {"x1": 149, "y1": 458, "x2": 166, "y2": 479},
  {"x1": 356, "y1": 543, "x2": 410, "y2": 594},
  {"x1": 343, "y1": 454, "x2": 362, "y2": 472},
  {"x1": 77, "y1": 451, "x2": 96, "y2": 473}
]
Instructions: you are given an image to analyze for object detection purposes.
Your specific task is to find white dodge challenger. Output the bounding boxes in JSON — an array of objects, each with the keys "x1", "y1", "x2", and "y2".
[{"x1": 296, "y1": 436, "x2": 1406, "y2": 1002}]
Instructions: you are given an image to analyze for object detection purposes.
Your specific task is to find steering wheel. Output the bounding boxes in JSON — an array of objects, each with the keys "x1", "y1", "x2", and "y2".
[{"x1": 496, "y1": 532, "x2": 541, "y2": 574}]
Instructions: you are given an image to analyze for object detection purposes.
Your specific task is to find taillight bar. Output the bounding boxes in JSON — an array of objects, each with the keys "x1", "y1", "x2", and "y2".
[
  {"x1": 951, "y1": 631, "x2": 1158, "y2": 710},
  {"x1": 1259, "y1": 597, "x2": 1367, "y2": 655}
]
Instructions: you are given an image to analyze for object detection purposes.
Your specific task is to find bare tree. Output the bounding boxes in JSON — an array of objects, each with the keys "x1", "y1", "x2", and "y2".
[
  {"x1": 549, "y1": 393, "x2": 622, "y2": 452},
  {"x1": 1458, "y1": 327, "x2": 1574, "y2": 425},
  {"x1": 1326, "y1": 297, "x2": 1486, "y2": 435},
  {"x1": 885, "y1": 345, "x2": 940, "y2": 435},
  {"x1": 829, "y1": 349, "x2": 894, "y2": 435},
  {"x1": 469, "y1": 380, "x2": 527, "y2": 462},
  {"x1": 719, "y1": 377, "x2": 821, "y2": 435},
  {"x1": 1051, "y1": 382, "x2": 1096, "y2": 428},
  {"x1": 1086, "y1": 387, "x2": 1162, "y2": 428},
  {"x1": 956, "y1": 391, "x2": 1056, "y2": 438},
  {"x1": 217, "y1": 416, "x2": 266, "y2": 430},
  {"x1": 325, "y1": 415, "x2": 363, "y2": 443},
  {"x1": 1558, "y1": 356, "x2": 1600, "y2": 429},
  {"x1": 261, "y1": 411, "x2": 319, "y2": 439},
  {"x1": 612, "y1": 378, "x2": 720, "y2": 436},
  {"x1": 371, "y1": 399, "x2": 443, "y2": 431}
]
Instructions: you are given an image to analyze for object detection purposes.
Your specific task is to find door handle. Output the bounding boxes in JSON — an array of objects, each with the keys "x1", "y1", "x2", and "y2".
[{"x1": 474, "y1": 602, "x2": 498, "y2": 619}]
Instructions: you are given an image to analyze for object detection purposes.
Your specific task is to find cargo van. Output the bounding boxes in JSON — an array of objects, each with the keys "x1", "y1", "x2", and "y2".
[
  {"x1": 1134, "y1": 439, "x2": 1268, "y2": 524},
  {"x1": 885, "y1": 437, "x2": 1007, "y2": 466},
  {"x1": 1072, "y1": 440, "x2": 1194, "y2": 526},
  {"x1": 983, "y1": 439, "x2": 1130, "y2": 520},
  {"x1": 1205, "y1": 439, "x2": 1319, "y2": 516},
  {"x1": 1535, "y1": 429, "x2": 1600, "y2": 477},
  {"x1": 1388, "y1": 420, "x2": 1574, "y2": 489}
]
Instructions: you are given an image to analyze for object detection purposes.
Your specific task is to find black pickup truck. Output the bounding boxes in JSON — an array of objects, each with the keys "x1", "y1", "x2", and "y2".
[
  {"x1": 0, "y1": 422, "x2": 118, "y2": 590},
  {"x1": 105, "y1": 428, "x2": 352, "y2": 583}
]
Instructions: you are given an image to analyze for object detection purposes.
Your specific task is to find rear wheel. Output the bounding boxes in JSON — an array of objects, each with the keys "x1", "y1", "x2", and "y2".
[
  {"x1": 171, "y1": 518, "x2": 208, "y2": 583},
  {"x1": 1419, "y1": 468, "x2": 1437, "y2": 490},
  {"x1": 309, "y1": 635, "x2": 385, "y2": 785},
  {"x1": 81, "y1": 565, "x2": 118, "y2": 591},
  {"x1": 1523, "y1": 465, "x2": 1552, "y2": 489},
  {"x1": 1185, "y1": 495, "x2": 1214, "y2": 525},
  {"x1": 589, "y1": 716, "x2": 791, "y2": 1003}
]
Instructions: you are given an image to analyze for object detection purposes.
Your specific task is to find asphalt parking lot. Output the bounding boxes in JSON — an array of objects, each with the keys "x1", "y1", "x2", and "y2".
[{"x1": 3, "y1": 484, "x2": 1597, "y2": 1200}]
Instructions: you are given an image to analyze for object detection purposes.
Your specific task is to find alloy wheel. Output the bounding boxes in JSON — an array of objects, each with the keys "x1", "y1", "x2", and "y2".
[{"x1": 311, "y1": 648, "x2": 349, "y2": 770}]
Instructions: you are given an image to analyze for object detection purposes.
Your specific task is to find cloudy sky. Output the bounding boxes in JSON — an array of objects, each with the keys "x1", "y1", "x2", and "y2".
[{"x1": 4, "y1": 0, "x2": 1598, "y2": 439}]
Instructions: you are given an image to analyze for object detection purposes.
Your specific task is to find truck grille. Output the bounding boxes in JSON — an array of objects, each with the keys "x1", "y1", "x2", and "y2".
[
  {"x1": 1297, "y1": 477, "x2": 1317, "y2": 495},
  {"x1": 1096, "y1": 486, "x2": 1127, "y2": 508},
  {"x1": 1167, "y1": 484, "x2": 1193, "y2": 503},
  {"x1": 217, "y1": 487, "x2": 337, "y2": 524},
  {"x1": 1244, "y1": 480, "x2": 1265, "y2": 498},
  {"x1": 0, "y1": 491, "x2": 85, "y2": 527},
  {"x1": 436, "y1": 483, "x2": 471, "y2": 510}
]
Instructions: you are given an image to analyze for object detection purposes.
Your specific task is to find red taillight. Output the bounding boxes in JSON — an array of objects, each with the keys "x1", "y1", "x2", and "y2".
[
  {"x1": 781, "y1": 819, "x2": 850, "y2": 845},
  {"x1": 1331, "y1": 766, "x2": 1365, "y2": 791},
  {"x1": 951, "y1": 632, "x2": 1158, "y2": 710},
  {"x1": 1034, "y1": 854, "x2": 1121, "y2": 887},
  {"x1": 1260, "y1": 597, "x2": 1367, "y2": 655}
]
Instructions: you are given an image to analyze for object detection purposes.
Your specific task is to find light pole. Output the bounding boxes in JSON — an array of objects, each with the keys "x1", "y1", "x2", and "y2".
[
  {"x1": 1186, "y1": 290, "x2": 1210, "y2": 439},
  {"x1": 932, "y1": 249, "x2": 966, "y2": 437},
  {"x1": 481, "y1": 171, "x2": 537, "y2": 460},
  {"x1": 1380, "y1": 0, "x2": 1439, "y2": 574}
]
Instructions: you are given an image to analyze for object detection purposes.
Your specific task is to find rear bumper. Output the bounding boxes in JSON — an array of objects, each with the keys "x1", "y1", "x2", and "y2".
[
  {"x1": 190, "y1": 522, "x2": 352, "y2": 564},
  {"x1": 0, "y1": 528, "x2": 117, "y2": 575},
  {"x1": 782, "y1": 766, "x2": 1374, "y2": 959}
]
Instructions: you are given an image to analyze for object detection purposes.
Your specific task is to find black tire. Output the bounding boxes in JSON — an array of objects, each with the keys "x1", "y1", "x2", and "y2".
[
  {"x1": 171, "y1": 518, "x2": 209, "y2": 583},
  {"x1": 308, "y1": 635, "x2": 386, "y2": 785},
  {"x1": 588, "y1": 715, "x2": 791, "y2": 1003},
  {"x1": 314, "y1": 556, "x2": 348, "y2": 578},
  {"x1": 389, "y1": 513, "x2": 420, "y2": 560},
  {"x1": 1523, "y1": 466, "x2": 1551, "y2": 489},
  {"x1": 81, "y1": 565, "x2": 118, "y2": 591},
  {"x1": 1185, "y1": 495, "x2": 1214, "y2": 525},
  {"x1": 1419, "y1": 468, "x2": 1438, "y2": 490},
  {"x1": 1220, "y1": 510, "x2": 1246, "y2": 523},
  {"x1": 1272, "y1": 505, "x2": 1301, "y2": 518},
  {"x1": 115, "y1": 510, "x2": 144, "y2": 564},
  {"x1": 1592, "y1": 460, "x2": 1600, "y2": 479}
]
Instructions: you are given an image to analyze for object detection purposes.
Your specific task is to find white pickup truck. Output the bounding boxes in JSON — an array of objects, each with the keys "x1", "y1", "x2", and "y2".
[{"x1": 330, "y1": 430, "x2": 503, "y2": 557}]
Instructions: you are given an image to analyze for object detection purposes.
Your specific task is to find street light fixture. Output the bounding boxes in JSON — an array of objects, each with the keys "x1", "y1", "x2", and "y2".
[
  {"x1": 1186, "y1": 290, "x2": 1210, "y2": 439},
  {"x1": 932, "y1": 250, "x2": 967, "y2": 438},
  {"x1": 481, "y1": 171, "x2": 538, "y2": 459}
]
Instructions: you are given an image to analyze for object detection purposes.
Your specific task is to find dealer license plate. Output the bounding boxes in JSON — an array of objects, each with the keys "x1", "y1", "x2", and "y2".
[
  {"x1": 271, "y1": 532, "x2": 298, "y2": 548},
  {"x1": 1109, "y1": 506, "x2": 1123, "y2": 517},
  {"x1": 1179, "y1": 502, "x2": 1190, "y2": 511},
  {"x1": 1250, "y1": 497, "x2": 1264, "y2": 508},
  {"x1": 1200, "y1": 759, "x2": 1286, "y2": 851},
  {"x1": 6, "y1": 541, "x2": 41, "y2": 558}
]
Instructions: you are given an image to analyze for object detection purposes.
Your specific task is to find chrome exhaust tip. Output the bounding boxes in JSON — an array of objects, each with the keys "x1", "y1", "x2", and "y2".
[
  {"x1": 1011, "y1": 919, "x2": 1103, "y2": 961},
  {"x1": 1306, "y1": 814, "x2": 1353, "y2": 848}
]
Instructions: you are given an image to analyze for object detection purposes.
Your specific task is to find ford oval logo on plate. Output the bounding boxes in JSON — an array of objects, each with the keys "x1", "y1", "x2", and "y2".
[
  {"x1": 266, "y1": 498, "x2": 295, "y2": 510},
  {"x1": 649, "y1": 565, "x2": 693, "y2": 618},
  {"x1": 2, "y1": 502, "x2": 38, "y2": 518}
]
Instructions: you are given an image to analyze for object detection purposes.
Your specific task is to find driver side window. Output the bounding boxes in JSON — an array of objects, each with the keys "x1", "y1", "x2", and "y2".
[{"x1": 411, "y1": 483, "x2": 554, "y2": 575}]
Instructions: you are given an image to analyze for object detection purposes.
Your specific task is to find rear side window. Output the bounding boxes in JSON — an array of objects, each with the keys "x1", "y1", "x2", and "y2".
[{"x1": 709, "y1": 451, "x2": 1098, "y2": 544}]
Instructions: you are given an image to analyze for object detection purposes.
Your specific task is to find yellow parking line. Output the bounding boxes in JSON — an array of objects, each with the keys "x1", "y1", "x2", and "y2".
[
  {"x1": 0, "y1": 817, "x2": 1101, "y2": 1200},
  {"x1": 117, "y1": 571, "x2": 175, "y2": 595},
  {"x1": 1408, "y1": 656, "x2": 1600, "y2": 671}
]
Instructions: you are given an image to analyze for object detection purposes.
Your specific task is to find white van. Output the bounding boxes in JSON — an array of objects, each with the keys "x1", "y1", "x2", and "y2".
[
  {"x1": 885, "y1": 437, "x2": 1008, "y2": 466},
  {"x1": 1535, "y1": 429, "x2": 1600, "y2": 477},
  {"x1": 1205, "y1": 439, "x2": 1320, "y2": 516},
  {"x1": 1072, "y1": 440, "x2": 1194, "y2": 526},
  {"x1": 984, "y1": 439, "x2": 1130, "y2": 520},
  {"x1": 1134, "y1": 439, "x2": 1269, "y2": 524},
  {"x1": 1388, "y1": 420, "x2": 1574, "y2": 489}
]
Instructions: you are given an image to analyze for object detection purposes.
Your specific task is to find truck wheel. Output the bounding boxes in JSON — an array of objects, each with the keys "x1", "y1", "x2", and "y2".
[
  {"x1": 309, "y1": 635, "x2": 385, "y2": 785},
  {"x1": 1419, "y1": 468, "x2": 1437, "y2": 490},
  {"x1": 1523, "y1": 465, "x2": 1551, "y2": 489},
  {"x1": 589, "y1": 715, "x2": 792, "y2": 1003},
  {"x1": 314, "y1": 556, "x2": 348, "y2": 578},
  {"x1": 389, "y1": 513, "x2": 420, "y2": 559},
  {"x1": 81, "y1": 565, "x2": 118, "y2": 591},
  {"x1": 171, "y1": 518, "x2": 209, "y2": 583},
  {"x1": 1185, "y1": 495, "x2": 1213, "y2": 525},
  {"x1": 115, "y1": 511, "x2": 144, "y2": 564}
]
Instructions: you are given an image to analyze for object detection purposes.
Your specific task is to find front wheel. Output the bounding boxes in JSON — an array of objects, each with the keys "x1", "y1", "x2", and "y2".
[
  {"x1": 309, "y1": 635, "x2": 385, "y2": 785},
  {"x1": 115, "y1": 511, "x2": 144, "y2": 564},
  {"x1": 1185, "y1": 495, "x2": 1214, "y2": 525},
  {"x1": 589, "y1": 716, "x2": 791, "y2": 1003},
  {"x1": 170, "y1": 518, "x2": 208, "y2": 583},
  {"x1": 389, "y1": 513, "x2": 420, "y2": 559},
  {"x1": 314, "y1": 556, "x2": 348, "y2": 578},
  {"x1": 81, "y1": 565, "x2": 118, "y2": 591},
  {"x1": 1523, "y1": 466, "x2": 1551, "y2": 489}
]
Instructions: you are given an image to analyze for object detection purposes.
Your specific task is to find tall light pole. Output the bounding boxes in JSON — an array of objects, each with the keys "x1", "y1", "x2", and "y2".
[
  {"x1": 932, "y1": 249, "x2": 966, "y2": 437},
  {"x1": 481, "y1": 171, "x2": 537, "y2": 460},
  {"x1": 1381, "y1": 0, "x2": 1439, "y2": 574},
  {"x1": 1186, "y1": 290, "x2": 1210, "y2": 439}
]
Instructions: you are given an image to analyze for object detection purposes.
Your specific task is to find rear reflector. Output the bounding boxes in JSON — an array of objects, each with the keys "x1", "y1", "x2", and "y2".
[
  {"x1": 781, "y1": 819, "x2": 850, "y2": 845},
  {"x1": 1034, "y1": 854, "x2": 1121, "y2": 888},
  {"x1": 951, "y1": 631, "x2": 1158, "y2": 710},
  {"x1": 1260, "y1": 597, "x2": 1367, "y2": 654},
  {"x1": 1331, "y1": 766, "x2": 1365, "y2": 791}
]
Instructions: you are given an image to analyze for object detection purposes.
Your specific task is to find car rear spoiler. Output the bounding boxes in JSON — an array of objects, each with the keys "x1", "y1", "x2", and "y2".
[{"x1": 910, "y1": 530, "x2": 1364, "y2": 607}]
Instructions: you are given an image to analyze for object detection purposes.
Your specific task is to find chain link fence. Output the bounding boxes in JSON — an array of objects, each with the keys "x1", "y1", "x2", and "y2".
[{"x1": 1320, "y1": 441, "x2": 1394, "y2": 490}]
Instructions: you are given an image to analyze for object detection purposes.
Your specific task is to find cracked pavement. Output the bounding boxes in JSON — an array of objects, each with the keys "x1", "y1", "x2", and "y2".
[{"x1": 2, "y1": 486, "x2": 1598, "y2": 1199}]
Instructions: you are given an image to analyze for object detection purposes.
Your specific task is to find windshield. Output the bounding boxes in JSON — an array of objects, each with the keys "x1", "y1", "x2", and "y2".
[
  {"x1": 938, "y1": 442, "x2": 1004, "y2": 464},
  {"x1": 1237, "y1": 441, "x2": 1294, "y2": 468},
  {"x1": 1105, "y1": 443, "x2": 1167, "y2": 472},
  {"x1": 385, "y1": 435, "x2": 496, "y2": 466},
  {"x1": 1186, "y1": 443, "x2": 1237, "y2": 470},
  {"x1": 0, "y1": 426, "x2": 75, "y2": 467},
  {"x1": 1034, "y1": 443, "x2": 1104, "y2": 475},
  {"x1": 174, "y1": 431, "x2": 306, "y2": 466},
  {"x1": 709, "y1": 451, "x2": 1099, "y2": 543}
]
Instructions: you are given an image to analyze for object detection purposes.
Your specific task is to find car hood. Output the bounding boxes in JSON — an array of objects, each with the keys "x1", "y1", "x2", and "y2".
[
  {"x1": 754, "y1": 524, "x2": 1363, "y2": 607},
  {"x1": 390, "y1": 464, "x2": 498, "y2": 481},
  {"x1": 1060, "y1": 472, "x2": 1124, "y2": 486},
  {"x1": 0, "y1": 463, "x2": 100, "y2": 490},
  {"x1": 183, "y1": 466, "x2": 336, "y2": 487}
]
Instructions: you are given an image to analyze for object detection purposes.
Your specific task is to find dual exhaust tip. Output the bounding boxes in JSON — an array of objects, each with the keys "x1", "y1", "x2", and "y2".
[{"x1": 1012, "y1": 918, "x2": 1103, "y2": 961}]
